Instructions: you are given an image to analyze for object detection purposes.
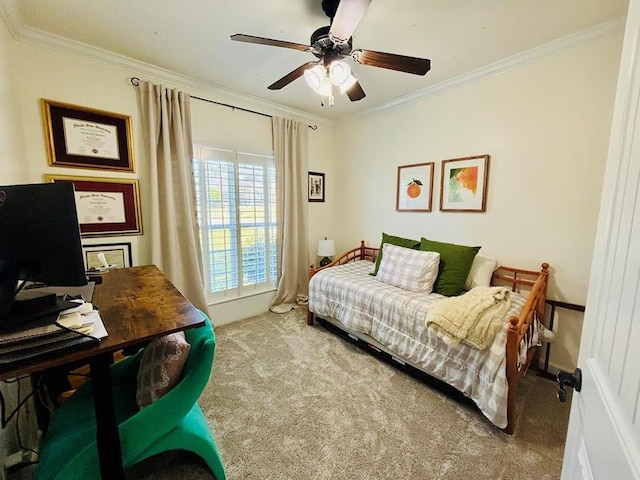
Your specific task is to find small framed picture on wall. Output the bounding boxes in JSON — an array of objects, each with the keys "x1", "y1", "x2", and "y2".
[{"x1": 308, "y1": 172, "x2": 325, "y2": 202}]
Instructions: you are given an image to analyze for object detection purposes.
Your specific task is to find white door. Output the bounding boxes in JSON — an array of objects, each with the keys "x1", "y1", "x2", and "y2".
[{"x1": 561, "y1": 1, "x2": 640, "y2": 478}]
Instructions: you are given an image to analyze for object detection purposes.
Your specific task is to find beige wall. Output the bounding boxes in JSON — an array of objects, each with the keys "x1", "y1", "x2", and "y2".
[
  {"x1": 0, "y1": 18, "x2": 38, "y2": 475},
  {"x1": 0, "y1": 18, "x2": 28, "y2": 184},
  {"x1": 332, "y1": 36, "x2": 623, "y2": 371}
]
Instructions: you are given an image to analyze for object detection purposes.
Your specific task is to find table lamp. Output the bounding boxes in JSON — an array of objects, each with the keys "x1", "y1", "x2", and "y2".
[{"x1": 317, "y1": 238, "x2": 336, "y2": 267}]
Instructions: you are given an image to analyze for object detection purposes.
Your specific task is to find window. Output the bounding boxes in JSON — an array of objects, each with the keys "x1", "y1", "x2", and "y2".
[{"x1": 193, "y1": 146, "x2": 277, "y2": 301}]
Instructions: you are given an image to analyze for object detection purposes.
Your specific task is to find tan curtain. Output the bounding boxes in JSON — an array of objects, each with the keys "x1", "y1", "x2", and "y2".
[
  {"x1": 138, "y1": 80, "x2": 208, "y2": 315},
  {"x1": 270, "y1": 116, "x2": 309, "y2": 312}
]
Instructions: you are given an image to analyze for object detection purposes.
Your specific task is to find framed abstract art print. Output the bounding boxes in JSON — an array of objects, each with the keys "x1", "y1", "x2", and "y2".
[{"x1": 440, "y1": 155, "x2": 490, "y2": 212}]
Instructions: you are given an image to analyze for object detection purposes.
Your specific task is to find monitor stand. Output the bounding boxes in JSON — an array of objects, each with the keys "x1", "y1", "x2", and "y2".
[
  {"x1": 23, "y1": 282, "x2": 96, "y2": 304},
  {"x1": 0, "y1": 282, "x2": 96, "y2": 332},
  {"x1": 1, "y1": 294, "x2": 77, "y2": 333},
  {"x1": 11, "y1": 289, "x2": 57, "y2": 311}
]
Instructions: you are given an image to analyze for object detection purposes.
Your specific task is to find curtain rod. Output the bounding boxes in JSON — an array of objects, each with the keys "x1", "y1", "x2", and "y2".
[{"x1": 130, "y1": 77, "x2": 318, "y2": 130}]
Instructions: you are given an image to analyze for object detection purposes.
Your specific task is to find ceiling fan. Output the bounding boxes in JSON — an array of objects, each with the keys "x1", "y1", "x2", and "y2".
[{"x1": 230, "y1": 0, "x2": 431, "y2": 105}]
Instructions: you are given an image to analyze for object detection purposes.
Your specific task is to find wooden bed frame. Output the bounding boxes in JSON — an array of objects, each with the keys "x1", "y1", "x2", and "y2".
[{"x1": 307, "y1": 241, "x2": 549, "y2": 434}]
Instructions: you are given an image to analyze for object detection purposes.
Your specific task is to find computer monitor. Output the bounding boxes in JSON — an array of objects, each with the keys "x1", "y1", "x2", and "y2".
[{"x1": 0, "y1": 182, "x2": 88, "y2": 326}]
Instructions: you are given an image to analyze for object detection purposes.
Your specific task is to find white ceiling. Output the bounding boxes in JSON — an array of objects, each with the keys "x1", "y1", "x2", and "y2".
[{"x1": 3, "y1": 0, "x2": 629, "y2": 120}]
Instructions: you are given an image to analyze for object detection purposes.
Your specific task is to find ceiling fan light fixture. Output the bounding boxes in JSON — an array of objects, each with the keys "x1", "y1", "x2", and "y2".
[
  {"x1": 232, "y1": 0, "x2": 431, "y2": 105},
  {"x1": 319, "y1": 75, "x2": 333, "y2": 97},
  {"x1": 304, "y1": 64, "x2": 327, "y2": 91},
  {"x1": 339, "y1": 74, "x2": 358, "y2": 94},
  {"x1": 329, "y1": 60, "x2": 351, "y2": 86}
]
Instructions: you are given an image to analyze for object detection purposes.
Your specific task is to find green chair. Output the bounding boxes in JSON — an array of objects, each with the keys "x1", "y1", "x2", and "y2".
[{"x1": 35, "y1": 312, "x2": 226, "y2": 480}]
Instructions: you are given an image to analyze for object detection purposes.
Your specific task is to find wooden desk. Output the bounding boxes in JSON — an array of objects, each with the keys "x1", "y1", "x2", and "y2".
[{"x1": 0, "y1": 265, "x2": 205, "y2": 480}]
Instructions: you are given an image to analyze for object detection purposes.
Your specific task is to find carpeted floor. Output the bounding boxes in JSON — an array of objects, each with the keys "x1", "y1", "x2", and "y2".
[
  {"x1": 124, "y1": 306, "x2": 571, "y2": 480},
  {"x1": 11, "y1": 307, "x2": 571, "y2": 480}
]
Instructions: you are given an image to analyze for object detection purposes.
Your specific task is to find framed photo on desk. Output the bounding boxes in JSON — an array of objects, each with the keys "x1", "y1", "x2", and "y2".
[{"x1": 83, "y1": 242, "x2": 133, "y2": 271}]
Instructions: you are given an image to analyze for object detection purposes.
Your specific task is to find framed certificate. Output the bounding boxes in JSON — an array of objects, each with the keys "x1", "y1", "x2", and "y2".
[
  {"x1": 45, "y1": 175, "x2": 143, "y2": 237},
  {"x1": 42, "y1": 99, "x2": 135, "y2": 172}
]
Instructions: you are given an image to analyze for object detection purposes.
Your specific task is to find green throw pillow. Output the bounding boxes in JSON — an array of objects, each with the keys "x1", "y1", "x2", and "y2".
[
  {"x1": 419, "y1": 238, "x2": 480, "y2": 296},
  {"x1": 371, "y1": 233, "x2": 421, "y2": 275}
]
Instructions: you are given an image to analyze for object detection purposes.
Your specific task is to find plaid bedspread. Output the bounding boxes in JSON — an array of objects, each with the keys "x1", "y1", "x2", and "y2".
[{"x1": 309, "y1": 260, "x2": 527, "y2": 429}]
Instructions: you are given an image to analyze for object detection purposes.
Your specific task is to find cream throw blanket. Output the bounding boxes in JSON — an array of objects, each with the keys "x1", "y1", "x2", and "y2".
[{"x1": 426, "y1": 286, "x2": 512, "y2": 350}]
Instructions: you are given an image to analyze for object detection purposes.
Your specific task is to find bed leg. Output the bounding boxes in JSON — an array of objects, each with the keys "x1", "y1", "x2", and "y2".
[
  {"x1": 307, "y1": 309, "x2": 314, "y2": 326},
  {"x1": 504, "y1": 316, "x2": 519, "y2": 435},
  {"x1": 504, "y1": 392, "x2": 516, "y2": 435}
]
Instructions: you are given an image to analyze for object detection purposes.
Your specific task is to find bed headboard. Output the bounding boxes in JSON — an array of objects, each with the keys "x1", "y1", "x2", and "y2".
[{"x1": 310, "y1": 240, "x2": 378, "y2": 278}]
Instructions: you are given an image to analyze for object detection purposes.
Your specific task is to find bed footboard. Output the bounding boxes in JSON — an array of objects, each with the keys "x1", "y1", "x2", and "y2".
[{"x1": 493, "y1": 263, "x2": 550, "y2": 434}]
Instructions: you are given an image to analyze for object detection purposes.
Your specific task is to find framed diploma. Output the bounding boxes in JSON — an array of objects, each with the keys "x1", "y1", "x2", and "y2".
[
  {"x1": 45, "y1": 175, "x2": 143, "y2": 237},
  {"x1": 42, "y1": 99, "x2": 135, "y2": 172}
]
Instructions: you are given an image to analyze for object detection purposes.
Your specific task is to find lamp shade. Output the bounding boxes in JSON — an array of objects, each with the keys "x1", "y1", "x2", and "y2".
[
  {"x1": 317, "y1": 239, "x2": 336, "y2": 257},
  {"x1": 339, "y1": 74, "x2": 358, "y2": 94},
  {"x1": 329, "y1": 60, "x2": 351, "y2": 86},
  {"x1": 304, "y1": 64, "x2": 326, "y2": 92}
]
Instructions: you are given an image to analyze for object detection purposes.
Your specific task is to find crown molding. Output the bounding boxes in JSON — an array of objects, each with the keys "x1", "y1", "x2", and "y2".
[
  {"x1": 1, "y1": 1, "x2": 625, "y2": 127},
  {"x1": 0, "y1": 0, "x2": 20, "y2": 35},
  {"x1": 340, "y1": 16, "x2": 626, "y2": 124},
  {"x1": 0, "y1": 0, "x2": 331, "y2": 128}
]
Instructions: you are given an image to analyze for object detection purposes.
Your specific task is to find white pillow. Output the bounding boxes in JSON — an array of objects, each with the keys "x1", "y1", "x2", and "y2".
[
  {"x1": 375, "y1": 243, "x2": 440, "y2": 293},
  {"x1": 465, "y1": 254, "x2": 499, "y2": 290}
]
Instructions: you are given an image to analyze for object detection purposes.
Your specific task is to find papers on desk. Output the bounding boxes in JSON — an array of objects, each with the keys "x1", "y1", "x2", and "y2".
[
  {"x1": 0, "y1": 302, "x2": 108, "y2": 354},
  {"x1": 56, "y1": 302, "x2": 108, "y2": 340}
]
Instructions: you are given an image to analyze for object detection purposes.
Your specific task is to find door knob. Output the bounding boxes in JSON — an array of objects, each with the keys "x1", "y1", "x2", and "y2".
[{"x1": 556, "y1": 368, "x2": 582, "y2": 403}]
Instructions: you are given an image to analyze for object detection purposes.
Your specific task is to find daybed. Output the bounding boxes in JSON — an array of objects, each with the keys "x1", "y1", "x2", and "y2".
[{"x1": 308, "y1": 240, "x2": 549, "y2": 434}]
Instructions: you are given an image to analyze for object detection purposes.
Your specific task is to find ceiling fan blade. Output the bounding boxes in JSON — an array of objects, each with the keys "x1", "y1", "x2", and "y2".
[
  {"x1": 231, "y1": 34, "x2": 310, "y2": 52},
  {"x1": 352, "y1": 49, "x2": 431, "y2": 76},
  {"x1": 268, "y1": 62, "x2": 317, "y2": 90},
  {"x1": 329, "y1": 0, "x2": 372, "y2": 43},
  {"x1": 346, "y1": 80, "x2": 366, "y2": 101}
]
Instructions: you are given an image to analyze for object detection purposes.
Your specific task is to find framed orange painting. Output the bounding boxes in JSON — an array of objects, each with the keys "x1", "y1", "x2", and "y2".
[
  {"x1": 440, "y1": 155, "x2": 490, "y2": 212},
  {"x1": 396, "y1": 162, "x2": 434, "y2": 212}
]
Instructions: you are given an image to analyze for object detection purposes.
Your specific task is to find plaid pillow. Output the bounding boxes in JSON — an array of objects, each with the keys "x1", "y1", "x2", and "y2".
[{"x1": 375, "y1": 243, "x2": 440, "y2": 293}]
